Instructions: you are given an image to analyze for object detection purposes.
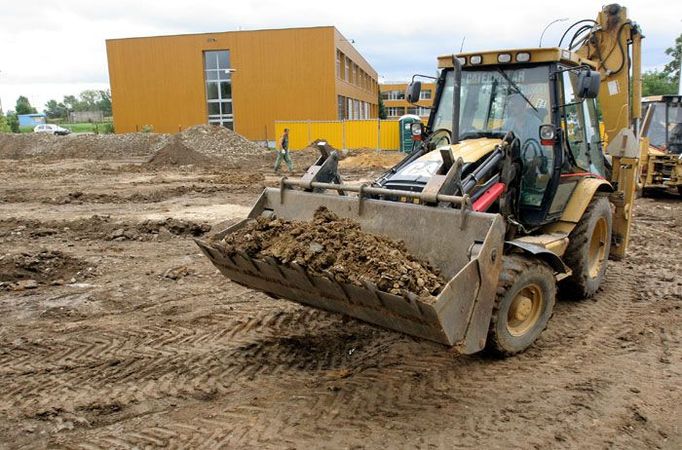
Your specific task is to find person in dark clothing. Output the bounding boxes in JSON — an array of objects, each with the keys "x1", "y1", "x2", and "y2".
[{"x1": 274, "y1": 128, "x2": 293, "y2": 173}]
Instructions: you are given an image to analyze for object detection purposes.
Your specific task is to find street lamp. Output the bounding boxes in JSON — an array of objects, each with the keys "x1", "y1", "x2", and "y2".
[{"x1": 539, "y1": 18, "x2": 569, "y2": 48}]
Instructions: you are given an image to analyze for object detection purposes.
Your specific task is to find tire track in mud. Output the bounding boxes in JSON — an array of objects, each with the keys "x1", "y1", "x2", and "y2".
[
  {"x1": 39, "y1": 259, "x2": 674, "y2": 449},
  {"x1": 3, "y1": 195, "x2": 680, "y2": 449}
]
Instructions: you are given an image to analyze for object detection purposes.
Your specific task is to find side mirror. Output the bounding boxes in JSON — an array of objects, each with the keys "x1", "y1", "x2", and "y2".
[
  {"x1": 577, "y1": 69, "x2": 600, "y2": 98},
  {"x1": 406, "y1": 81, "x2": 422, "y2": 104}
]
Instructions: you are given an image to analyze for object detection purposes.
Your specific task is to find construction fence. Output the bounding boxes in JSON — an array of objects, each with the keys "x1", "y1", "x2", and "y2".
[{"x1": 274, "y1": 120, "x2": 403, "y2": 151}]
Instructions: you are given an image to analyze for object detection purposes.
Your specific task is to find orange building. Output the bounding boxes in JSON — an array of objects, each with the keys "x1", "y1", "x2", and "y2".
[
  {"x1": 106, "y1": 26, "x2": 378, "y2": 141},
  {"x1": 380, "y1": 82, "x2": 435, "y2": 119}
]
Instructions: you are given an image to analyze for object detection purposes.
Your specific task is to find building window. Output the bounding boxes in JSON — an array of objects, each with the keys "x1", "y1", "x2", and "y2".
[
  {"x1": 345, "y1": 57, "x2": 351, "y2": 82},
  {"x1": 382, "y1": 90, "x2": 406, "y2": 101},
  {"x1": 204, "y1": 50, "x2": 233, "y2": 129},
  {"x1": 337, "y1": 95, "x2": 346, "y2": 120},
  {"x1": 418, "y1": 107, "x2": 431, "y2": 117},
  {"x1": 336, "y1": 51, "x2": 342, "y2": 79},
  {"x1": 387, "y1": 107, "x2": 405, "y2": 117},
  {"x1": 420, "y1": 90, "x2": 432, "y2": 100}
]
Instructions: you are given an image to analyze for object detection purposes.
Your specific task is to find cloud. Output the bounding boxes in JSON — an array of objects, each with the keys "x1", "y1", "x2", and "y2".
[{"x1": 0, "y1": 0, "x2": 679, "y2": 110}]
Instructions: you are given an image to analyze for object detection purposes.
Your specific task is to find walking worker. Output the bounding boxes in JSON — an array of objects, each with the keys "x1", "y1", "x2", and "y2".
[{"x1": 274, "y1": 128, "x2": 293, "y2": 173}]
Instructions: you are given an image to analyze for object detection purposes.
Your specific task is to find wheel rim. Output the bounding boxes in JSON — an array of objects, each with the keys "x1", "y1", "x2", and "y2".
[
  {"x1": 507, "y1": 283, "x2": 544, "y2": 336},
  {"x1": 588, "y1": 217, "x2": 608, "y2": 278}
]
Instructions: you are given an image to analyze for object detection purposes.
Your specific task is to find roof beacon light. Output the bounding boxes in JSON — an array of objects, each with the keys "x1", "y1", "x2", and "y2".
[
  {"x1": 498, "y1": 53, "x2": 512, "y2": 63},
  {"x1": 470, "y1": 55, "x2": 483, "y2": 65}
]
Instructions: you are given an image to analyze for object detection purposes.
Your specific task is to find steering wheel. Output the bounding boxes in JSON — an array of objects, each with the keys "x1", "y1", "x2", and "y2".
[
  {"x1": 520, "y1": 138, "x2": 550, "y2": 194},
  {"x1": 522, "y1": 138, "x2": 541, "y2": 161}
]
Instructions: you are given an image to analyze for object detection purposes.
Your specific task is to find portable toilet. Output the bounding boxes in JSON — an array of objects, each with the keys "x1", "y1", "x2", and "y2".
[{"x1": 398, "y1": 114, "x2": 422, "y2": 153}]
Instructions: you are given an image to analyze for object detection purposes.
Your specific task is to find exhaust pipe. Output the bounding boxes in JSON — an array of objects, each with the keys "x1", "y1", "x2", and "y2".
[{"x1": 451, "y1": 54, "x2": 462, "y2": 145}]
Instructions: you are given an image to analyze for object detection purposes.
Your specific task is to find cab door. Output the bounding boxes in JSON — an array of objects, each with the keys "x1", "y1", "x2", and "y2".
[{"x1": 547, "y1": 69, "x2": 606, "y2": 218}]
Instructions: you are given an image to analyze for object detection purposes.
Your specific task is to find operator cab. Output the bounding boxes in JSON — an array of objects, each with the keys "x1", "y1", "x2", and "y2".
[
  {"x1": 642, "y1": 95, "x2": 682, "y2": 154},
  {"x1": 378, "y1": 47, "x2": 606, "y2": 228}
]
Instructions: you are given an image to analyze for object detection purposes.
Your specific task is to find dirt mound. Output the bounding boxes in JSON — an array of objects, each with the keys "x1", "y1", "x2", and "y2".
[
  {"x1": 147, "y1": 137, "x2": 216, "y2": 168},
  {"x1": 339, "y1": 151, "x2": 405, "y2": 170},
  {"x1": 215, "y1": 207, "x2": 445, "y2": 299},
  {"x1": 0, "y1": 250, "x2": 92, "y2": 289},
  {"x1": 0, "y1": 216, "x2": 211, "y2": 242},
  {"x1": 177, "y1": 125, "x2": 266, "y2": 165},
  {"x1": 0, "y1": 124, "x2": 266, "y2": 164},
  {"x1": 0, "y1": 132, "x2": 169, "y2": 160}
]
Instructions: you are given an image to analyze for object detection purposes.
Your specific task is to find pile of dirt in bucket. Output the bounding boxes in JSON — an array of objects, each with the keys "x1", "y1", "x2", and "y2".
[
  {"x1": 146, "y1": 136, "x2": 216, "y2": 168},
  {"x1": 215, "y1": 207, "x2": 445, "y2": 299}
]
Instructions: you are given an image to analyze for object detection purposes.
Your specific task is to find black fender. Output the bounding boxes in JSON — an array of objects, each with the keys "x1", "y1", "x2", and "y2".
[{"x1": 504, "y1": 241, "x2": 571, "y2": 276}]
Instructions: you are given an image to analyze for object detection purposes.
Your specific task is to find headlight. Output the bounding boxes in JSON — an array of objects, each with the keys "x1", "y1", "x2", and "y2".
[
  {"x1": 411, "y1": 123, "x2": 422, "y2": 136},
  {"x1": 539, "y1": 124, "x2": 555, "y2": 145},
  {"x1": 516, "y1": 52, "x2": 530, "y2": 62}
]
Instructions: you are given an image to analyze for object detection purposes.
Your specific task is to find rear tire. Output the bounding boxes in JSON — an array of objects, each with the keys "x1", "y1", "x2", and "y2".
[
  {"x1": 563, "y1": 196, "x2": 612, "y2": 298},
  {"x1": 486, "y1": 255, "x2": 556, "y2": 356}
]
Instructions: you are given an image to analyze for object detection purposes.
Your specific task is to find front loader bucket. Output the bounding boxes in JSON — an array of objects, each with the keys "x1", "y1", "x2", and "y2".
[{"x1": 196, "y1": 187, "x2": 505, "y2": 353}]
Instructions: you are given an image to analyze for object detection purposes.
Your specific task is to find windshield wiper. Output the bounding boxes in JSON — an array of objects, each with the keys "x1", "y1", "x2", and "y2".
[{"x1": 496, "y1": 68, "x2": 538, "y2": 112}]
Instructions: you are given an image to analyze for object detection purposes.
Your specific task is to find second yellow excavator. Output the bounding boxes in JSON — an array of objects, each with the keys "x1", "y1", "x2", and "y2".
[{"x1": 639, "y1": 95, "x2": 682, "y2": 196}]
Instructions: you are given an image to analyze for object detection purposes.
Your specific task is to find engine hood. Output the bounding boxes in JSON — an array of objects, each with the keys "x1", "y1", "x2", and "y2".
[
  {"x1": 384, "y1": 138, "x2": 500, "y2": 187},
  {"x1": 430, "y1": 138, "x2": 501, "y2": 163}
]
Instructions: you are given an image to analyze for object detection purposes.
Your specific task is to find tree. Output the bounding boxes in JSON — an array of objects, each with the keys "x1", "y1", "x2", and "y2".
[
  {"x1": 44, "y1": 99, "x2": 68, "y2": 119},
  {"x1": 642, "y1": 70, "x2": 677, "y2": 97},
  {"x1": 61, "y1": 90, "x2": 111, "y2": 116},
  {"x1": 78, "y1": 90, "x2": 100, "y2": 111},
  {"x1": 640, "y1": 33, "x2": 682, "y2": 97},
  {"x1": 6, "y1": 112, "x2": 19, "y2": 133},
  {"x1": 15, "y1": 96, "x2": 37, "y2": 115},
  {"x1": 0, "y1": 110, "x2": 10, "y2": 133},
  {"x1": 98, "y1": 90, "x2": 112, "y2": 116},
  {"x1": 662, "y1": 33, "x2": 681, "y2": 88},
  {"x1": 378, "y1": 90, "x2": 387, "y2": 120},
  {"x1": 63, "y1": 95, "x2": 79, "y2": 113}
]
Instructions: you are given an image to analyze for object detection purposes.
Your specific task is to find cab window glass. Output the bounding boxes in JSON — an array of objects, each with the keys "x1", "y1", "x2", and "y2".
[
  {"x1": 669, "y1": 104, "x2": 682, "y2": 154},
  {"x1": 560, "y1": 71, "x2": 589, "y2": 170},
  {"x1": 645, "y1": 103, "x2": 667, "y2": 148}
]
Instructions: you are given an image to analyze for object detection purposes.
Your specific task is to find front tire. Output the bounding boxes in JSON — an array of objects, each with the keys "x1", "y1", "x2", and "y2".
[
  {"x1": 486, "y1": 255, "x2": 556, "y2": 356},
  {"x1": 563, "y1": 196, "x2": 612, "y2": 298}
]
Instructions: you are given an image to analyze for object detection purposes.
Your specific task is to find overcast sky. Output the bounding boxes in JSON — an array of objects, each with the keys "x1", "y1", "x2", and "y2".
[{"x1": 0, "y1": 0, "x2": 680, "y2": 112}]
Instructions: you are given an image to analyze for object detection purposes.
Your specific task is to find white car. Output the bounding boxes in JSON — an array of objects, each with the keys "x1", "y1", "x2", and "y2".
[{"x1": 34, "y1": 124, "x2": 71, "y2": 135}]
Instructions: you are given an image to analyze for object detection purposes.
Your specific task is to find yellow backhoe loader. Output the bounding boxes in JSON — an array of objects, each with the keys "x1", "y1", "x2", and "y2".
[
  {"x1": 197, "y1": 4, "x2": 643, "y2": 355},
  {"x1": 640, "y1": 95, "x2": 682, "y2": 196}
]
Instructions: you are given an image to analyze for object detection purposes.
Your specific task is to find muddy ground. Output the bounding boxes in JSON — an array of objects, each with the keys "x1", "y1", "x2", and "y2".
[{"x1": 0, "y1": 141, "x2": 680, "y2": 449}]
